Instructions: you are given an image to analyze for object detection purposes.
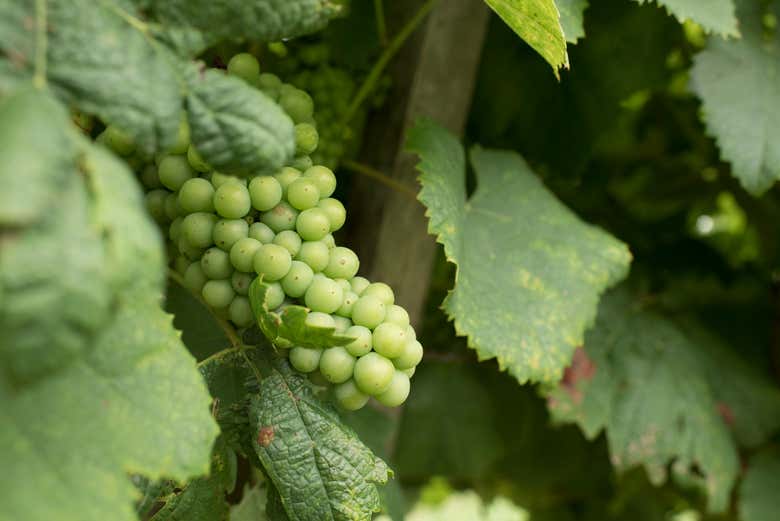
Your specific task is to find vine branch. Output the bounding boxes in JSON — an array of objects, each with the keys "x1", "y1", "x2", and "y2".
[{"x1": 341, "y1": 159, "x2": 419, "y2": 200}]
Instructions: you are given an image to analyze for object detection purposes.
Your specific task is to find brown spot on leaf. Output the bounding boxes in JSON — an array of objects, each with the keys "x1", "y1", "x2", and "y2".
[
  {"x1": 717, "y1": 402, "x2": 735, "y2": 426},
  {"x1": 257, "y1": 426, "x2": 275, "y2": 447},
  {"x1": 560, "y1": 347, "x2": 596, "y2": 403}
]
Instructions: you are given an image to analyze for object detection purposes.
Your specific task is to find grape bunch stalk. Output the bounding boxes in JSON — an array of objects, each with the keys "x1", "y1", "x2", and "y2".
[{"x1": 97, "y1": 52, "x2": 422, "y2": 411}]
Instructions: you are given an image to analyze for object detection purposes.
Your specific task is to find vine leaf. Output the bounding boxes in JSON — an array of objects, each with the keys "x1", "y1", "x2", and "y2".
[
  {"x1": 248, "y1": 353, "x2": 391, "y2": 521},
  {"x1": 690, "y1": 3, "x2": 780, "y2": 195},
  {"x1": 739, "y1": 449, "x2": 780, "y2": 521},
  {"x1": 230, "y1": 483, "x2": 270, "y2": 521},
  {"x1": 410, "y1": 119, "x2": 631, "y2": 384},
  {"x1": 483, "y1": 0, "x2": 569, "y2": 75},
  {"x1": 546, "y1": 291, "x2": 739, "y2": 512},
  {"x1": 632, "y1": 0, "x2": 738, "y2": 36},
  {"x1": 555, "y1": 0, "x2": 588, "y2": 42}
]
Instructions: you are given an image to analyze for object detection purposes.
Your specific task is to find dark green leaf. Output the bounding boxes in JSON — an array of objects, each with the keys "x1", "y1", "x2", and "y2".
[{"x1": 166, "y1": 280, "x2": 231, "y2": 361}]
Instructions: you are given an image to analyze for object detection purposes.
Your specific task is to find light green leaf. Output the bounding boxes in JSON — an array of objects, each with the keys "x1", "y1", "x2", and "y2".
[
  {"x1": 409, "y1": 119, "x2": 631, "y2": 384},
  {"x1": 186, "y1": 68, "x2": 295, "y2": 176},
  {"x1": 546, "y1": 291, "x2": 739, "y2": 512},
  {"x1": 231, "y1": 484, "x2": 270, "y2": 521},
  {"x1": 556, "y1": 0, "x2": 587, "y2": 42},
  {"x1": 248, "y1": 353, "x2": 391, "y2": 521},
  {"x1": 632, "y1": 0, "x2": 738, "y2": 36},
  {"x1": 484, "y1": 0, "x2": 569, "y2": 74},
  {"x1": 739, "y1": 449, "x2": 780, "y2": 521},
  {"x1": 690, "y1": 6, "x2": 779, "y2": 194}
]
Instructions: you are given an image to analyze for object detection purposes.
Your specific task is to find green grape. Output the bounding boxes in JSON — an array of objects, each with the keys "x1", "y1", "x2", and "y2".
[
  {"x1": 265, "y1": 281, "x2": 286, "y2": 309},
  {"x1": 229, "y1": 296, "x2": 254, "y2": 327},
  {"x1": 187, "y1": 145, "x2": 211, "y2": 172},
  {"x1": 273, "y1": 167, "x2": 302, "y2": 197},
  {"x1": 306, "y1": 311, "x2": 336, "y2": 329},
  {"x1": 304, "y1": 276, "x2": 343, "y2": 313},
  {"x1": 319, "y1": 346, "x2": 355, "y2": 384},
  {"x1": 169, "y1": 119, "x2": 191, "y2": 155},
  {"x1": 227, "y1": 52, "x2": 260, "y2": 83},
  {"x1": 184, "y1": 261, "x2": 208, "y2": 293},
  {"x1": 213, "y1": 219, "x2": 248, "y2": 251},
  {"x1": 351, "y1": 295, "x2": 386, "y2": 329},
  {"x1": 280, "y1": 260, "x2": 314, "y2": 298},
  {"x1": 286, "y1": 178, "x2": 320, "y2": 210},
  {"x1": 231, "y1": 271, "x2": 254, "y2": 296},
  {"x1": 295, "y1": 123, "x2": 319, "y2": 155},
  {"x1": 393, "y1": 339, "x2": 423, "y2": 370},
  {"x1": 173, "y1": 255, "x2": 189, "y2": 275},
  {"x1": 169, "y1": 217, "x2": 183, "y2": 242},
  {"x1": 178, "y1": 237, "x2": 204, "y2": 261},
  {"x1": 323, "y1": 247, "x2": 359, "y2": 279},
  {"x1": 273, "y1": 230, "x2": 302, "y2": 256},
  {"x1": 181, "y1": 212, "x2": 218, "y2": 249},
  {"x1": 372, "y1": 322, "x2": 407, "y2": 358},
  {"x1": 344, "y1": 325, "x2": 372, "y2": 357},
  {"x1": 335, "y1": 278, "x2": 352, "y2": 294},
  {"x1": 202, "y1": 279, "x2": 235, "y2": 309},
  {"x1": 290, "y1": 155, "x2": 313, "y2": 171},
  {"x1": 363, "y1": 282, "x2": 394, "y2": 305},
  {"x1": 201, "y1": 247, "x2": 233, "y2": 279},
  {"x1": 296, "y1": 241, "x2": 330, "y2": 272},
  {"x1": 159, "y1": 155, "x2": 194, "y2": 191},
  {"x1": 248, "y1": 175, "x2": 283, "y2": 211},
  {"x1": 211, "y1": 172, "x2": 246, "y2": 188},
  {"x1": 406, "y1": 324, "x2": 417, "y2": 341},
  {"x1": 375, "y1": 371, "x2": 410, "y2": 407},
  {"x1": 164, "y1": 192, "x2": 181, "y2": 221},
  {"x1": 403, "y1": 367, "x2": 416, "y2": 378},
  {"x1": 229, "y1": 237, "x2": 263, "y2": 273},
  {"x1": 145, "y1": 189, "x2": 168, "y2": 222},
  {"x1": 260, "y1": 202, "x2": 299, "y2": 232},
  {"x1": 289, "y1": 346, "x2": 321, "y2": 373},
  {"x1": 317, "y1": 198, "x2": 346, "y2": 231},
  {"x1": 178, "y1": 178, "x2": 215, "y2": 214},
  {"x1": 103, "y1": 125, "x2": 136, "y2": 156},
  {"x1": 333, "y1": 316, "x2": 352, "y2": 333},
  {"x1": 322, "y1": 233, "x2": 336, "y2": 249},
  {"x1": 253, "y1": 243, "x2": 292, "y2": 281},
  {"x1": 248, "y1": 222, "x2": 275, "y2": 243},
  {"x1": 334, "y1": 380, "x2": 369, "y2": 411},
  {"x1": 279, "y1": 88, "x2": 314, "y2": 123},
  {"x1": 141, "y1": 164, "x2": 161, "y2": 189},
  {"x1": 336, "y1": 291, "x2": 358, "y2": 318},
  {"x1": 350, "y1": 276, "x2": 370, "y2": 295},
  {"x1": 257, "y1": 73, "x2": 282, "y2": 98},
  {"x1": 353, "y1": 353, "x2": 395, "y2": 395},
  {"x1": 303, "y1": 165, "x2": 337, "y2": 198},
  {"x1": 308, "y1": 370, "x2": 329, "y2": 387},
  {"x1": 214, "y1": 182, "x2": 251, "y2": 219},
  {"x1": 296, "y1": 208, "x2": 330, "y2": 241},
  {"x1": 385, "y1": 304, "x2": 410, "y2": 329}
]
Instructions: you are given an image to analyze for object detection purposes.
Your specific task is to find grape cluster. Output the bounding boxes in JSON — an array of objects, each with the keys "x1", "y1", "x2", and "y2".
[{"x1": 98, "y1": 53, "x2": 421, "y2": 410}]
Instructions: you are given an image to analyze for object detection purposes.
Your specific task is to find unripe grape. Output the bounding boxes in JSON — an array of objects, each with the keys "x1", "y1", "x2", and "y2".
[
  {"x1": 335, "y1": 278, "x2": 352, "y2": 294},
  {"x1": 403, "y1": 367, "x2": 416, "y2": 378},
  {"x1": 229, "y1": 296, "x2": 254, "y2": 327},
  {"x1": 213, "y1": 219, "x2": 249, "y2": 251},
  {"x1": 334, "y1": 380, "x2": 369, "y2": 411},
  {"x1": 169, "y1": 217, "x2": 183, "y2": 243},
  {"x1": 273, "y1": 167, "x2": 302, "y2": 197},
  {"x1": 182, "y1": 212, "x2": 218, "y2": 249},
  {"x1": 214, "y1": 182, "x2": 251, "y2": 219},
  {"x1": 230, "y1": 237, "x2": 262, "y2": 273},
  {"x1": 290, "y1": 155, "x2": 313, "y2": 171},
  {"x1": 103, "y1": 125, "x2": 136, "y2": 156},
  {"x1": 322, "y1": 233, "x2": 336, "y2": 249},
  {"x1": 164, "y1": 192, "x2": 181, "y2": 221},
  {"x1": 287, "y1": 178, "x2": 320, "y2": 210},
  {"x1": 202, "y1": 279, "x2": 235, "y2": 309},
  {"x1": 227, "y1": 52, "x2": 260, "y2": 83},
  {"x1": 257, "y1": 73, "x2": 282, "y2": 96},
  {"x1": 296, "y1": 208, "x2": 330, "y2": 241},
  {"x1": 375, "y1": 371, "x2": 410, "y2": 407},
  {"x1": 187, "y1": 145, "x2": 210, "y2": 172},
  {"x1": 351, "y1": 295, "x2": 386, "y2": 329},
  {"x1": 344, "y1": 325, "x2": 372, "y2": 357},
  {"x1": 295, "y1": 123, "x2": 319, "y2": 155},
  {"x1": 173, "y1": 255, "x2": 189, "y2": 275},
  {"x1": 201, "y1": 247, "x2": 233, "y2": 280},
  {"x1": 406, "y1": 325, "x2": 417, "y2": 341},
  {"x1": 303, "y1": 166, "x2": 337, "y2": 198},
  {"x1": 178, "y1": 237, "x2": 204, "y2": 261},
  {"x1": 141, "y1": 164, "x2": 161, "y2": 189},
  {"x1": 178, "y1": 178, "x2": 215, "y2": 213},
  {"x1": 265, "y1": 281, "x2": 285, "y2": 309},
  {"x1": 159, "y1": 155, "x2": 194, "y2": 191},
  {"x1": 306, "y1": 311, "x2": 337, "y2": 329},
  {"x1": 393, "y1": 340, "x2": 423, "y2": 369},
  {"x1": 317, "y1": 198, "x2": 346, "y2": 231},
  {"x1": 273, "y1": 230, "x2": 302, "y2": 256},
  {"x1": 145, "y1": 190, "x2": 168, "y2": 222},
  {"x1": 333, "y1": 316, "x2": 352, "y2": 333},
  {"x1": 248, "y1": 176, "x2": 283, "y2": 211},
  {"x1": 353, "y1": 353, "x2": 394, "y2": 395},
  {"x1": 363, "y1": 282, "x2": 394, "y2": 305},
  {"x1": 372, "y1": 322, "x2": 407, "y2": 358},
  {"x1": 248, "y1": 222, "x2": 276, "y2": 243},
  {"x1": 253, "y1": 243, "x2": 292, "y2": 281},
  {"x1": 304, "y1": 276, "x2": 343, "y2": 313},
  {"x1": 336, "y1": 291, "x2": 358, "y2": 318},
  {"x1": 319, "y1": 346, "x2": 355, "y2": 384},
  {"x1": 281, "y1": 260, "x2": 314, "y2": 298},
  {"x1": 211, "y1": 172, "x2": 245, "y2": 188},
  {"x1": 261, "y1": 202, "x2": 299, "y2": 232},
  {"x1": 184, "y1": 261, "x2": 208, "y2": 293},
  {"x1": 324, "y1": 247, "x2": 359, "y2": 279},
  {"x1": 169, "y1": 119, "x2": 191, "y2": 155},
  {"x1": 280, "y1": 89, "x2": 314, "y2": 123},
  {"x1": 231, "y1": 271, "x2": 254, "y2": 296},
  {"x1": 297, "y1": 241, "x2": 330, "y2": 272},
  {"x1": 350, "y1": 276, "x2": 370, "y2": 296},
  {"x1": 384, "y1": 304, "x2": 410, "y2": 329},
  {"x1": 289, "y1": 346, "x2": 321, "y2": 373}
]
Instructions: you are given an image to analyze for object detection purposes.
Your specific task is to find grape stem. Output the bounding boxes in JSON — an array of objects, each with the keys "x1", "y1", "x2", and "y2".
[
  {"x1": 374, "y1": 0, "x2": 388, "y2": 46},
  {"x1": 341, "y1": 159, "x2": 419, "y2": 201},
  {"x1": 33, "y1": 0, "x2": 47, "y2": 88}
]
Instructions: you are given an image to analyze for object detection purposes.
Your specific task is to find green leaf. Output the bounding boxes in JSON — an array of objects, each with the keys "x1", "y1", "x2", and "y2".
[
  {"x1": 0, "y1": 0, "x2": 183, "y2": 154},
  {"x1": 556, "y1": 0, "x2": 587, "y2": 42},
  {"x1": 186, "y1": 67, "x2": 295, "y2": 176},
  {"x1": 231, "y1": 484, "x2": 270, "y2": 521},
  {"x1": 739, "y1": 449, "x2": 780, "y2": 521},
  {"x1": 248, "y1": 353, "x2": 391, "y2": 521},
  {"x1": 409, "y1": 120, "x2": 631, "y2": 384},
  {"x1": 150, "y1": 0, "x2": 342, "y2": 42},
  {"x1": 690, "y1": 6, "x2": 780, "y2": 194},
  {"x1": 483, "y1": 0, "x2": 569, "y2": 75},
  {"x1": 632, "y1": 0, "x2": 738, "y2": 36},
  {"x1": 166, "y1": 280, "x2": 231, "y2": 361},
  {"x1": 546, "y1": 291, "x2": 739, "y2": 512}
]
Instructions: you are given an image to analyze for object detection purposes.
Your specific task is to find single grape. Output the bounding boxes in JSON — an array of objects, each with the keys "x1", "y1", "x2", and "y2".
[
  {"x1": 308, "y1": 370, "x2": 329, "y2": 387},
  {"x1": 296, "y1": 241, "x2": 330, "y2": 272},
  {"x1": 393, "y1": 340, "x2": 423, "y2": 370},
  {"x1": 184, "y1": 262, "x2": 208, "y2": 293},
  {"x1": 333, "y1": 316, "x2": 352, "y2": 333},
  {"x1": 306, "y1": 311, "x2": 336, "y2": 329},
  {"x1": 214, "y1": 183, "x2": 251, "y2": 219},
  {"x1": 260, "y1": 201, "x2": 299, "y2": 232},
  {"x1": 273, "y1": 230, "x2": 302, "y2": 256},
  {"x1": 403, "y1": 367, "x2": 416, "y2": 378},
  {"x1": 141, "y1": 164, "x2": 161, "y2": 189},
  {"x1": 248, "y1": 222, "x2": 275, "y2": 244},
  {"x1": 257, "y1": 73, "x2": 282, "y2": 96},
  {"x1": 181, "y1": 212, "x2": 218, "y2": 249},
  {"x1": 159, "y1": 155, "x2": 194, "y2": 191},
  {"x1": 281, "y1": 260, "x2": 314, "y2": 298},
  {"x1": 169, "y1": 119, "x2": 191, "y2": 155},
  {"x1": 290, "y1": 155, "x2": 313, "y2": 171},
  {"x1": 406, "y1": 324, "x2": 417, "y2": 341},
  {"x1": 322, "y1": 233, "x2": 336, "y2": 249},
  {"x1": 363, "y1": 282, "x2": 394, "y2": 305},
  {"x1": 336, "y1": 291, "x2": 358, "y2": 318},
  {"x1": 202, "y1": 279, "x2": 235, "y2": 309},
  {"x1": 227, "y1": 52, "x2": 260, "y2": 83},
  {"x1": 289, "y1": 346, "x2": 321, "y2": 373},
  {"x1": 295, "y1": 123, "x2": 319, "y2": 155},
  {"x1": 248, "y1": 175, "x2": 283, "y2": 211},
  {"x1": 201, "y1": 247, "x2": 233, "y2": 279},
  {"x1": 273, "y1": 167, "x2": 302, "y2": 198},
  {"x1": 265, "y1": 281, "x2": 286, "y2": 309},
  {"x1": 169, "y1": 217, "x2": 183, "y2": 243},
  {"x1": 323, "y1": 247, "x2": 359, "y2": 279},
  {"x1": 335, "y1": 278, "x2": 352, "y2": 294},
  {"x1": 351, "y1": 295, "x2": 386, "y2": 329},
  {"x1": 178, "y1": 178, "x2": 215, "y2": 214},
  {"x1": 253, "y1": 243, "x2": 292, "y2": 281},
  {"x1": 211, "y1": 172, "x2": 246, "y2": 188},
  {"x1": 296, "y1": 208, "x2": 330, "y2": 241},
  {"x1": 145, "y1": 190, "x2": 168, "y2": 222},
  {"x1": 317, "y1": 198, "x2": 346, "y2": 231},
  {"x1": 334, "y1": 380, "x2": 369, "y2": 411},
  {"x1": 319, "y1": 347, "x2": 355, "y2": 384},
  {"x1": 103, "y1": 125, "x2": 136, "y2": 156},
  {"x1": 350, "y1": 276, "x2": 370, "y2": 296},
  {"x1": 229, "y1": 296, "x2": 254, "y2": 327},
  {"x1": 353, "y1": 353, "x2": 395, "y2": 395},
  {"x1": 372, "y1": 322, "x2": 407, "y2": 358},
  {"x1": 286, "y1": 178, "x2": 321, "y2": 210},
  {"x1": 187, "y1": 145, "x2": 211, "y2": 172},
  {"x1": 173, "y1": 255, "x2": 189, "y2": 275},
  {"x1": 279, "y1": 89, "x2": 314, "y2": 123},
  {"x1": 230, "y1": 237, "x2": 262, "y2": 273},
  {"x1": 375, "y1": 371, "x2": 411, "y2": 407},
  {"x1": 303, "y1": 165, "x2": 336, "y2": 198},
  {"x1": 384, "y1": 304, "x2": 410, "y2": 329},
  {"x1": 304, "y1": 276, "x2": 344, "y2": 313},
  {"x1": 231, "y1": 271, "x2": 254, "y2": 296},
  {"x1": 164, "y1": 192, "x2": 181, "y2": 221},
  {"x1": 213, "y1": 219, "x2": 249, "y2": 251},
  {"x1": 178, "y1": 237, "x2": 204, "y2": 261},
  {"x1": 344, "y1": 325, "x2": 372, "y2": 357}
]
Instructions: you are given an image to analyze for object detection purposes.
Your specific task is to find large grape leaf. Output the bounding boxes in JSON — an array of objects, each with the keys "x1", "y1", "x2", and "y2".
[
  {"x1": 483, "y1": 0, "x2": 569, "y2": 75},
  {"x1": 690, "y1": 4, "x2": 780, "y2": 194},
  {"x1": 556, "y1": 0, "x2": 587, "y2": 42},
  {"x1": 409, "y1": 119, "x2": 631, "y2": 384},
  {"x1": 546, "y1": 291, "x2": 739, "y2": 512},
  {"x1": 0, "y1": 0, "x2": 182, "y2": 154},
  {"x1": 632, "y1": 0, "x2": 737, "y2": 36},
  {"x1": 739, "y1": 449, "x2": 780, "y2": 521}
]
